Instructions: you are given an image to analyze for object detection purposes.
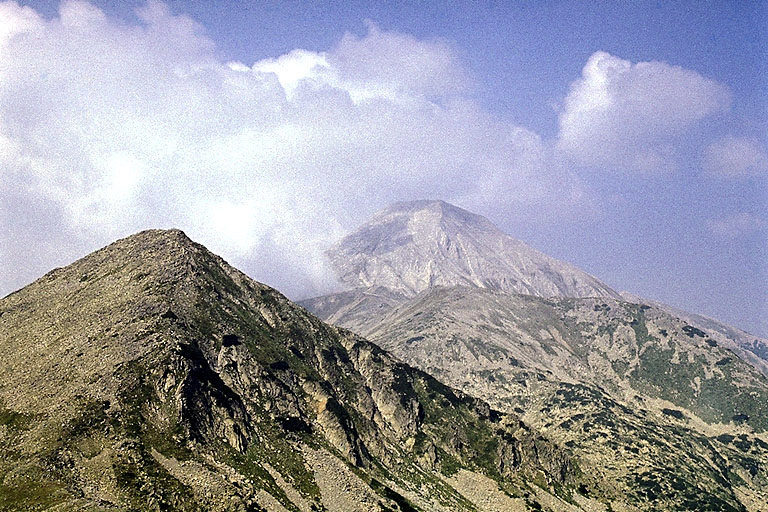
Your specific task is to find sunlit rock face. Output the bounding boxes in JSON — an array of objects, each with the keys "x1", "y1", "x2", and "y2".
[
  {"x1": 328, "y1": 199, "x2": 621, "y2": 299},
  {"x1": 303, "y1": 200, "x2": 768, "y2": 511}
]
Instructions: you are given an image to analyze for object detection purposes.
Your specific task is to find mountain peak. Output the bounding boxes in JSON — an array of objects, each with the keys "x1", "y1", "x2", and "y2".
[
  {"x1": 328, "y1": 199, "x2": 620, "y2": 299},
  {"x1": 30, "y1": 228, "x2": 195, "y2": 286},
  {"x1": 375, "y1": 199, "x2": 496, "y2": 230},
  {"x1": 381, "y1": 199, "x2": 466, "y2": 216},
  {"x1": 16, "y1": 226, "x2": 267, "y2": 320},
  {"x1": 104, "y1": 228, "x2": 194, "y2": 256},
  {"x1": 0, "y1": 229, "x2": 578, "y2": 510}
]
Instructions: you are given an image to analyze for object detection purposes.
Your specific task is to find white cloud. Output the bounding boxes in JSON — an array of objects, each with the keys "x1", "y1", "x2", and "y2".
[
  {"x1": 0, "y1": 1, "x2": 42, "y2": 57},
  {"x1": 702, "y1": 135, "x2": 768, "y2": 178},
  {"x1": 251, "y1": 49, "x2": 330, "y2": 100},
  {"x1": 557, "y1": 51, "x2": 731, "y2": 173},
  {"x1": 328, "y1": 21, "x2": 469, "y2": 101},
  {"x1": 0, "y1": 1, "x2": 589, "y2": 299},
  {"x1": 248, "y1": 22, "x2": 468, "y2": 104},
  {"x1": 707, "y1": 212, "x2": 767, "y2": 238}
]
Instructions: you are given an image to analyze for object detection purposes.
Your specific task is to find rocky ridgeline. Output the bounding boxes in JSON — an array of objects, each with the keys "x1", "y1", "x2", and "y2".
[
  {"x1": 303, "y1": 200, "x2": 768, "y2": 511},
  {"x1": 0, "y1": 229, "x2": 595, "y2": 511}
]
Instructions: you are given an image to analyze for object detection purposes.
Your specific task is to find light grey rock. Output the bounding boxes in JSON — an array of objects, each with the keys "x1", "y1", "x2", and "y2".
[
  {"x1": 303, "y1": 200, "x2": 768, "y2": 511},
  {"x1": 328, "y1": 200, "x2": 621, "y2": 299}
]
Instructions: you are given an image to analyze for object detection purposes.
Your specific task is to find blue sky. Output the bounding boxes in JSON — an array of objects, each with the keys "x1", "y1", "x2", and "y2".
[
  {"x1": 2, "y1": 0, "x2": 766, "y2": 335},
  {"x1": 24, "y1": 1, "x2": 766, "y2": 132}
]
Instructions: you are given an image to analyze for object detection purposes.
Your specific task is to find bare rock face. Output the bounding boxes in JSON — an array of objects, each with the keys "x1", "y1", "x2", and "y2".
[
  {"x1": 303, "y1": 201, "x2": 768, "y2": 511},
  {"x1": 309, "y1": 288, "x2": 768, "y2": 511},
  {"x1": 328, "y1": 200, "x2": 621, "y2": 299},
  {"x1": 0, "y1": 229, "x2": 590, "y2": 511}
]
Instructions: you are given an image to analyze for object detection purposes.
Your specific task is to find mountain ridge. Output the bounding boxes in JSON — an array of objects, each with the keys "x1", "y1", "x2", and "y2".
[
  {"x1": 327, "y1": 200, "x2": 621, "y2": 300},
  {"x1": 0, "y1": 228, "x2": 594, "y2": 511},
  {"x1": 307, "y1": 200, "x2": 767, "y2": 375},
  {"x1": 303, "y1": 201, "x2": 768, "y2": 511},
  {"x1": 619, "y1": 290, "x2": 768, "y2": 370}
]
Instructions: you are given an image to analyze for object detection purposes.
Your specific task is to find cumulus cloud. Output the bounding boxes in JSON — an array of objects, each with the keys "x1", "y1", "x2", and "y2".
[
  {"x1": 707, "y1": 212, "x2": 767, "y2": 238},
  {"x1": 557, "y1": 51, "x2": 731, "y2": 173},
  {"x1": 702, "y1": 135, "x2": 768, "y2": 178},
  {"x1": 328, "y1": 21, "x2": 470, "y2": 101},
  {"x1": 0, "y1": 1, "x2": 41, "y2": 55},
  {"x1": 0, "y1": 1, "x2": 588, "y2": 299},
  {"x1": 249, "y1": 22, "x2": 468, "y2": 103}
]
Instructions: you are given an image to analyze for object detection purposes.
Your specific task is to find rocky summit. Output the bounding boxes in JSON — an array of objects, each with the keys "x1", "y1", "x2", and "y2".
[
  {"x1": 304, "y1": 200, "x2": 768, "y2": 511},
  {"x1": 326, "y1": 200, "x2": 621, "y2": 300},
  {"x1": 0, "y1": 229, "x2": 605, "y2": 511}
]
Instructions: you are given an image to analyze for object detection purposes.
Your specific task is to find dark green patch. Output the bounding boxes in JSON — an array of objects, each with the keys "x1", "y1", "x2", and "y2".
[
  {"x1": 0, "y1": 407, "x2": 34, "y2": 431},
  {"x1": 662, "y1": 408, "x2": 685, "y2": 420},
  {"x1": 370, "y1": 478, "x2": 419, "y2": 512},
  {"x1": 682, "y1": 325, "x2": 706, "y2": 338}
]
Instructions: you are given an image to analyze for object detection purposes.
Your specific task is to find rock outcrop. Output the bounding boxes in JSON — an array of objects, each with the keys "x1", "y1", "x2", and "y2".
[
  {"x1": 0, "y1": 229, "x2": 589, "y2": 511},
  {"x1": 303, "y1": 200, "x2": 768, "y2": 511}
]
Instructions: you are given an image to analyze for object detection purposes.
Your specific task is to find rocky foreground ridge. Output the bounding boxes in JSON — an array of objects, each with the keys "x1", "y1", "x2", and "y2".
[
  {"x1": 303, "y1": 200, "x2": 768, "y2": 511},
  {"x1": 0, "y1": 229, "x2": 605, "y2": 511}
]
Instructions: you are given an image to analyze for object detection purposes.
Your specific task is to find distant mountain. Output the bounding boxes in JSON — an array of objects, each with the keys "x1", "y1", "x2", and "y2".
[
  {"x1": 303, "y1": 200, "x2": 768, "y2": 511},
  {"x1": 0, "y1": 229, "x2": 595, "y2": 511},
  {"x1": 327, "y1": 200, "x2": 621, "y2": 299},
  {"x1": 362, "y1": 287, "x2": 768, "y2": 425}
]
